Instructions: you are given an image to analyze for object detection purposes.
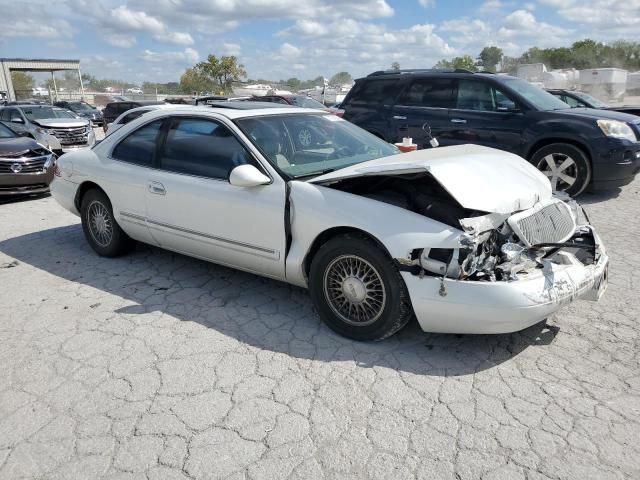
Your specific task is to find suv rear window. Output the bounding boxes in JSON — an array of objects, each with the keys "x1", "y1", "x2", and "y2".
[
  {"x1": 347, "y1": 79, "x2": 399, "y2": 105},
  {"x1": 397, "y1": 78, "x2": 457, "y2": 108}
]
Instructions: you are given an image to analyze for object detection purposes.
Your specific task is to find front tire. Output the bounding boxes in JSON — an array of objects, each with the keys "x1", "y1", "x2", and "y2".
[
  {"x1": 309, "y1": 234, "x2": 413, "y2": 341},
  {"x1": 531, "y1": 143, "x2": 591, "y2": 197},
  {"x1": 80, "y1": 189, "x2": 134, "y2": 257}
]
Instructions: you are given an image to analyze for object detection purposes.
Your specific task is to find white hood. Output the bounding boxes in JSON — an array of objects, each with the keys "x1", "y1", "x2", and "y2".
[{"x1": 309, "y1": 145, "x2": 552, "y2": 214}]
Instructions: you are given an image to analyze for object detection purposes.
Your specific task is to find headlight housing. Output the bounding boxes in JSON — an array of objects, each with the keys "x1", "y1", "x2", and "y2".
[{"x1": 597, "y1": 119, "x2": 637, "y2": 142}]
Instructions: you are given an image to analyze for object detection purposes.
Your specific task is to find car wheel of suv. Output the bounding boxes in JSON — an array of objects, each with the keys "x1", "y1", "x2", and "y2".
[
  {"x1": 531, "y1": 143, "x2": 591, "y2": 197},
  {"x1": 80, "y1": 189, "x2": 134, "y2": 257},
  {"x1": 309, "y1": 234, "x2": 412, "y2": 341}
]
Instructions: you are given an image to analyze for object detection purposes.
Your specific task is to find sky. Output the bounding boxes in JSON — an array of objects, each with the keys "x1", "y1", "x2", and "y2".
[{"x1": 0, "y1": 0, "x2": 638, "y2": 85}]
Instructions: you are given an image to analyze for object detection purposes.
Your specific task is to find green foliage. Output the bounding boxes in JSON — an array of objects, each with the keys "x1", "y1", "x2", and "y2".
[
  {"x1": 478, "y1": 46, "x2": 503, "y2": 72},
  {"x1": 180, "y1": 67, "x2": 216, "y2": 94},
  {"x1": 391, "y1": 62, "x2": 400, "y2": 71},
  {"x1": 434, "y1": 55, "x2": 478, "y2": 72},
  {"x1": 188, "y1": 55, "x2": 247, "y2": 94},
  {"x1": 330, "y1": 71, "x2": 352, "y2": 85},
  {"x1": 11, "y1": 72, "x2": 35, "y2": 98}
]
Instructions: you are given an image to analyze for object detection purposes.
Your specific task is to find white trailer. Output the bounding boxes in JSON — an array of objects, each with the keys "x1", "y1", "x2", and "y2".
[{"x1": 579, "y1": 68, "x2": 628, "y2": 101}]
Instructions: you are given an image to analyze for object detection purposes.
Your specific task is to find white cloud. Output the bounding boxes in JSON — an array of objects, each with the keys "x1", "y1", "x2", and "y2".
[
  {"x1": 498, "y1": 9, "x2": 569, "y2": 41},
  {"x1": 106, "y1": 6, "x2": 164, "y2": 34},
  {"x1": 279, "y1": 43, "x2": 302, "y2": 58},
  {"x1": 222, "y1": 43, "x2": 242, "y2": 55},
  {"x1": 104, "y1": 33, "x2": 137, "y2": 48},
  {"x1": 141, "y1": 48, "x2": 200, "y2": 64},
  {"x1": 539, "y1": 0, "x2": 640, "y2": 35},
  {"x1": 155, "y1": 31, "x2": 194, "y2": 46},
  {"x1": 418, "y1": 0, "x2": 435, "y2": 6}
]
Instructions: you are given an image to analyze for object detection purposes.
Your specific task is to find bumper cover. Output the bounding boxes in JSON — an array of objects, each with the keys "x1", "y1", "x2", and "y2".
[
  {"x1": 404, "y1": 227, "x2": 608, "y2": 334},
  {"x1": 0, "y1": 168, "x2": 54, "y2": 195}
]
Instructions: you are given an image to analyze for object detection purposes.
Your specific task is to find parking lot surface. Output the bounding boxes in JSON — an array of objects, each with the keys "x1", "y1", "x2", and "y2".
[{"x1": 0, "y1": 179, "x2": 639, "y2": 480}]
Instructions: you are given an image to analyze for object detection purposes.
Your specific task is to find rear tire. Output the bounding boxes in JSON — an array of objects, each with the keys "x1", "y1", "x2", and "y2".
[
  {"x1": 80, "y1": 189, "x2": 134, "y2": 257},
  {"x1": 531, "y1": 143, "x2": 591, "y2": 197},
  {"x1": 309, "y1": 233, "x2": 412, "y2": 341}
]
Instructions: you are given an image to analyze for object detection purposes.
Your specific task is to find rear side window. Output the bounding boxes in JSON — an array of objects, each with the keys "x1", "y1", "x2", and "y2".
[
  {"x1": 397, "y1": 78, "x2": 457, "y2": 108},
  {"x1": 120, "y1": 109, "x2": 149, "y2": 125},
  {"x1": 112, "y1": 119, "x2": 163, "y2": 167},
  {"x1": 347, "y1": 79, "x2": 399, "y2": 105},
  {"x1": 158, "y1": 117, "x2": 251, "y2": 180}
]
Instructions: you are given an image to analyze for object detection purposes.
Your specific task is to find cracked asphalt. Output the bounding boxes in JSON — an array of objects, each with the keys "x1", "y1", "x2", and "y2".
[{"x1": 0, "y1": 177, "x2": 639, "y2": 480}]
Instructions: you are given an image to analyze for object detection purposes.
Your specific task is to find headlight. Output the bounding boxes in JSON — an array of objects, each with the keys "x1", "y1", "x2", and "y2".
[
  {"x1": 597, "y1": 119, "x2": 637, "y2": 142},
  {"x1": 35, "y1": 127, "x2": 48, "y2": 135}
]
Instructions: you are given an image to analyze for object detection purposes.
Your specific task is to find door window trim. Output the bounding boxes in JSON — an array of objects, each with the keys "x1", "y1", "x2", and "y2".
[{"x1": 155, "y1": 115, "x2": 273, "y2": 184}]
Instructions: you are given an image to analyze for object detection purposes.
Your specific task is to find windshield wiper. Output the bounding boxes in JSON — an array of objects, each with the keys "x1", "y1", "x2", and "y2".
[{"x1": 294, "y1": 168, "x2": 336, "y2": 179}]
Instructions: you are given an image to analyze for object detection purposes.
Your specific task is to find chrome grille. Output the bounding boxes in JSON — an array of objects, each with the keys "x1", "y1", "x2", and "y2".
[
  {"x1": 0, "y1": 155, "x2": 50, "y2": 174},
  {"x1": 507, "y1": 199, "x2": 576, "y2": 247},
  {"x1": 48, "y1": 126, "x2": 89, "y2": 145}
]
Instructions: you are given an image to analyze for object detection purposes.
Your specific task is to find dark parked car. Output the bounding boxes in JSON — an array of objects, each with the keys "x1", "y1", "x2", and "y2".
[
  {"x1": 54, "y1": 100, "x2": 104, "y2": 125},
  {"x1": 0, "y1": 121, "x2": 55, "y2": 196},
  {"x1": 102, "y1": 100, "x2": 164, "y2": 132},
  {"x1": 342, "y1": 69, "x2": 640, "y2": 196},
  {"x1": 246, "y1": 94, "x2": 345, "y2": 116},
  {"x1": 547, "y1": 89, "x2": 640, "y2": 117}
]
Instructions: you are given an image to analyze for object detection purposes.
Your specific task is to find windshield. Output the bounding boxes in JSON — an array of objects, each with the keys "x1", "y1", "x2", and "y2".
[
  {"x1": 55, "y1": 109, "x2": 78, "y2": 118},
  {"x1": 237, "y1": 113, "x2": 399, "y2": 178},
  {"x1": 572, "y1": 91, "x2": 610, "y2": 108},
  {"x1": 289, "y1": 96, "x2": 326, "y2": 109},
  {"x1": 69, "y1": 102, "x2": 93, "y2": 111},
  {"x1": 500, "y1": 78, "x2": 570, "y2": 111},
  {"x1": 0, "y1": 122, "x2": 17, "y2": 139}
]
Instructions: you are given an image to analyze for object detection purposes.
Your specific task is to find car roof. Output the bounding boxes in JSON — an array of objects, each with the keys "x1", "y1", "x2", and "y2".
[
  {"x1": 203, "y1": 101, "x2": 295, "y2": 110},
  {"x1": 140, "y1": 106, "x2": 324, "y2": 121}
]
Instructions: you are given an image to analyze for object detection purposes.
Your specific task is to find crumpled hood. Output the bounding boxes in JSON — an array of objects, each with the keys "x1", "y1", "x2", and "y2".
[
  {"x1": 33, "y1": 118, "x2": 88, "y2": 128},
  {"x1": 0, "y1": 136, "x2": 44, "y2": 157},
  {"x1": 309, "y1": 144, "x2": 552, "y2": 214}
]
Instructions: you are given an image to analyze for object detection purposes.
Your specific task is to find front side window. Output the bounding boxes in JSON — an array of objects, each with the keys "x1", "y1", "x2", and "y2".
[
  {"x1": 158, "y1": 118, "x2": 251, "y2": 180},
  {"x1": 121, "y1": 109, "x2": 149, "y2": 125},
  {"x1": 112, "y1": 119, "x2": 163, "y2": 166},
  {"x1": 237, "y1": 113, "x2": 399, "y2": 179},
  {"x1": 398, "y1": 78, "x2": 457, "y2": 108},
  {"x1": 562, "y1": 95, "x2": 585, "y2": 108},
  {"x1": 0, "y1": 122, "x2": 16, "y2": 138}
]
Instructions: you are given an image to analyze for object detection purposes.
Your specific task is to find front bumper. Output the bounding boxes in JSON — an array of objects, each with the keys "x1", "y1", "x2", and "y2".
[
  {"x1": 590, "y1": 137, "x2": 640, "y2": 190},
  {"x1": 404, "y1": 226, "x2": 609, "y2": 334},
  {"x1": 0, "y1": 168, "x2": 54, "y2": 196}
]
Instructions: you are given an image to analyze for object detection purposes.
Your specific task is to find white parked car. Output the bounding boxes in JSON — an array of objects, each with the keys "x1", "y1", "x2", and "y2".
[
  {"x1": 105, "y1": 104, "x2": 182, "y2": 136},
  {"x1": 126, "y1": 87, "x2": 143, "y2": 95},
  {"x1": 51, "y1": 107, "x2": 609, "y2": 340}
]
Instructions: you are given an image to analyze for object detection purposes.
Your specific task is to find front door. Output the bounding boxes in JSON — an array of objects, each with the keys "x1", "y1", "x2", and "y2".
[
  {"x1": 446, "y1": 79, "x2": 526, "y2": 155},
  {"x1": 144, "y1": 116, "x2": 287, "y2": 279},
  {"x1": 390, "y1": 77, "x2": 457, "y2": 148}
]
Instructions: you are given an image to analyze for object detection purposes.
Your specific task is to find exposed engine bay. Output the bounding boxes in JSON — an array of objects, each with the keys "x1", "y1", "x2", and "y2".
[{"x1": 326, "y1": 173, "x2": 599, "y2": 283}]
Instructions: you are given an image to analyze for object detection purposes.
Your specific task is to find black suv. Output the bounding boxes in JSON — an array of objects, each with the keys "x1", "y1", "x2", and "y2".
[
  {"x1": 54, "y1": 100, "x2": 104, "y2": 125},
  {"x1": 102, "y1": 100, "x2": 164, "y2": 132},
  {"x1": 342, "y1": 69, "x2": 640, "y2": 196}
]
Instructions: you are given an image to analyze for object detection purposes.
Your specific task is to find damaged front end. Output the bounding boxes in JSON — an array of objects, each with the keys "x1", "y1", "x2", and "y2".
[{"x1": 402, "y1": 196, "x2": 606, "y2": 292}]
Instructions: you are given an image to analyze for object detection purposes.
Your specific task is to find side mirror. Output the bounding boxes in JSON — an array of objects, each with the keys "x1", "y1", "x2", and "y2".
[
  {"x1": 10, "y1": 116, "x2": 24, "y2": 124},
  {"x1": 229, "y1": 164, "x2": 270, "y2": 187}
]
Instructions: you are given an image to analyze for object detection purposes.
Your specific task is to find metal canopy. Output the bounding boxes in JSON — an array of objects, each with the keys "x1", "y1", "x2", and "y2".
[{"x1": 0, "y1": 58, "x2": 84, "y2": 102}]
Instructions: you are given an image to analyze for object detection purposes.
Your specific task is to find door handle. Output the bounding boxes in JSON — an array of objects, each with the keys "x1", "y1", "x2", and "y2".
[
  {"x1": 450, "y1": 118, "x2": 467, "y2": 124},
  {"x1": 393, "y1": 115, "x2": 407, "y2": 120},
  {"x1": 148, "y1": 182, "x2": 166, "y2": 195}
]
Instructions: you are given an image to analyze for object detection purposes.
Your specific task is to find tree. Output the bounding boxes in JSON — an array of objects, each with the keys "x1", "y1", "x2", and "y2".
[
  {"x1": 330, "y1": 72, "x2": 352, "y2": 85},
  {"x1": 391, "y1": 61, "x2": 400, "y2": 71},
  {"x1": 11, "y1": 72, "x2": 35, "y2": 98},
  {"x1": 179, "y1": 67, "x2": 215, "y2": 94},
  {"x1": 195, "y1": 54, "x2": 247, "y2": 94},
  {"x1": 284, "y1": 77, "x2": 301, "y2": 90},
  {"x1": 478, "y1": 46, "x2": 503, "y2": 72},
  {"x1": 434, "y1": 55, "x2": 477, "y2": 71}
]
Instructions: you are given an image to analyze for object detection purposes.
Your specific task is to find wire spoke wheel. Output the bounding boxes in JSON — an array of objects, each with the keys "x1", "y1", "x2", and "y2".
[
  {"x1": 323, "y1": 254, "x2": 386, "y2": 326},
  {"x1": 538, "y1": 153, "x2": 578, "y2": 192},
  {"x1": 87, "y1": 200, "x2": 114, "y2": 248},
  {"x1": 298, "y1": 128, "x2": 312, "y2": 147}
]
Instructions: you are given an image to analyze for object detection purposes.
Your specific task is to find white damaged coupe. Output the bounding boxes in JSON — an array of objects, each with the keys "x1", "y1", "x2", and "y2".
[{"x1": 51, "y1": 107, "x2": 609, "y2": 340}]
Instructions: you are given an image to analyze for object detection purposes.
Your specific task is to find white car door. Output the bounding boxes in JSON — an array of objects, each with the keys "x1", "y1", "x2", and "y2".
[
  {"x1": 105, "y1": 119, "x2": 163, "y2": 244},
  {"x1": 144, "y1": 115, "x2": 287, "y2": 280}
]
